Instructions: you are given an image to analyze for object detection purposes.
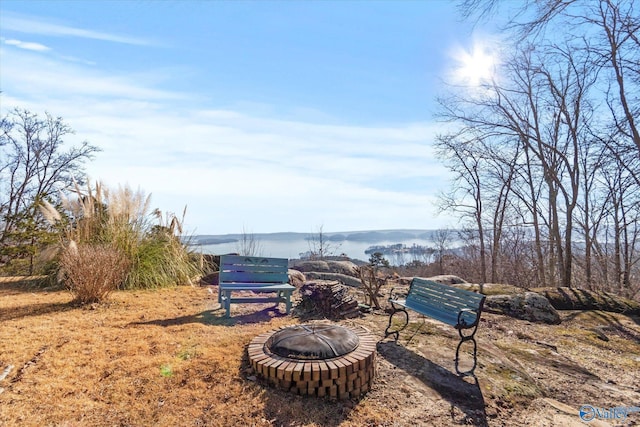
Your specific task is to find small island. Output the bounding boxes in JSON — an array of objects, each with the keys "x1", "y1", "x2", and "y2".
[{"x1": 365, "y1": 243, "x2": 435, "y2": 256}]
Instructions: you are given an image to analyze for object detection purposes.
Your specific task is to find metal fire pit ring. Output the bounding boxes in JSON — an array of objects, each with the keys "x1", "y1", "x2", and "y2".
[{"x1": 247, "y1": 323, "x2": 376, "y2": 400}]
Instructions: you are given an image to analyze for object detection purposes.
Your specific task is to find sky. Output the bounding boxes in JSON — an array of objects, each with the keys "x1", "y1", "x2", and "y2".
[{"x1": 0, "y1": 0, "x2": 499, "y2": 235}]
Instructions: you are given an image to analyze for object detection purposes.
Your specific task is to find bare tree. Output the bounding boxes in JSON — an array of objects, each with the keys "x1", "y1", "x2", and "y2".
[
  {"x1": 431, "y1": 228, "x2": 455, "y2": 275},
  {"x1": 236, "y1": 226, "x2": 263, "y2": 257},
  {"x1": 306, "y1": 225, "x2": 341, "y2": 260},
  {"x1": 461, "y1": 0, "x2": 640, "y2": 164},
  {"x1": 438, "y1": 32, "x2": 603, "y2": 287},
  {"x1": 356, "y1": 253, "x2": 390, "y2": 310},
  {"x1": 435, "y1": 129, "x2": 520, "y2": 284},
  {"x1": 0, "y1": 108, "x2": 99, "y2": 271},
  {"x1": 598, "y1": 155, "x2": 640, "y2": 295},
  {"x1": 435, "y1": 135, "x2": 487, "y2": 283},
  {"x1": 437, "y1": 0, "x2": 640, "y2": 293}
]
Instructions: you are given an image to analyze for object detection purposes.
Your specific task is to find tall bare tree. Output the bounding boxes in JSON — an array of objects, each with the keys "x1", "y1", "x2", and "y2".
[
  {"x1": 434, "y1": 0, "x2": 640, "y2": 293},
  {"x1": 435, "y1": 134, "x2": 488, "y2": 283},
  {"x1": 0, "y1": 108, "x2": 99, "y2": 271},
  {"x1": 437, "y1": 34, "x2": 601, "y2": 287},
  {"x1": 461, "y1": 0, "x2": 640, "y2": 166}
]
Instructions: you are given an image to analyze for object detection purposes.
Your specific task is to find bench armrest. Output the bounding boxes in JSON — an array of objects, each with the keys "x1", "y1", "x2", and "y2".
[
  {"x1": 387, "y1": 287, "x2": 405, "y2": 302},
  {"x1": 457, "y1": 308, "x2": 480, "y2": 328}
]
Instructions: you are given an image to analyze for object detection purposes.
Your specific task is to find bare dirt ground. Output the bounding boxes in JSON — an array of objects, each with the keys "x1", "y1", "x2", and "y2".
[{"x1": 1, "y1": 277, "x2": 639, "y2": 426}]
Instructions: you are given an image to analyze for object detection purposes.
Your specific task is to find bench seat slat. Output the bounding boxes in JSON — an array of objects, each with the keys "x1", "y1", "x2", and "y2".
[
  {"x1": 222, "y1": 296, "x2": 288, "y2": 304},
  {"x1": 220, "y1": 283, "x2": 295, "y2": 292}
]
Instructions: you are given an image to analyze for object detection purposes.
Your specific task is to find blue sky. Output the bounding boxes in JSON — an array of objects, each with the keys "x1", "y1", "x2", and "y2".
[{"x1": 0, "y1": 1, "x2": 498, "y2": 235}]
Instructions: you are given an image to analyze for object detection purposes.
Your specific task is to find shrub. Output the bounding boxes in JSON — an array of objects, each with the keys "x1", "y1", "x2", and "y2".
[
  {"x1": 123, "y1": 228, "x2": 201, "y2": 289},
  {"x1": 356, "y1": 265, "x2": 388, "y2": 310},
  {"x1": 60, "y1": 242, "x2": 131, "y2": 304},
  {"x1": 41, "y1": 182, "x2": 205, "y2": 290}
]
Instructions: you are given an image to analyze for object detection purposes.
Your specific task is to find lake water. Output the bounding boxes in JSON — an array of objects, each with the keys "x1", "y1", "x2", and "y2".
[{"x1": 194, "y1": 237, "x2": 436, "y2": 264}]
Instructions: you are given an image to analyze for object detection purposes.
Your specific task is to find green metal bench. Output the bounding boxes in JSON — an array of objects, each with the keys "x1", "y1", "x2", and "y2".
[
  {"x1": 385, "y1": 278, "x2": 485, "y2": 375},
  {"x1": 218, "y1": 255, "x2": 295, "y2": 317}
]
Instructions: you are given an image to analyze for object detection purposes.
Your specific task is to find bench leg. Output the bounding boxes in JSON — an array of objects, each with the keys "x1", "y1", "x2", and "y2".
[
  {"x1": 275, "y1": 291, "x2": 291, "y2": 314},
  {"x1": 455, "y1": 325, "x2": 479, "y2": 376},
  {"x1": 385, "y1": 307, "x2": 409, "y2": 342},
  {"x1": 284, "y1": 292, "x2": 292, "y2": 314},
  {"x1": 220, "y1": 291, "x2": 231, "y2": 317},
  {"x1": 276, "y1": 291, "x2": 293, "y2": 314}
]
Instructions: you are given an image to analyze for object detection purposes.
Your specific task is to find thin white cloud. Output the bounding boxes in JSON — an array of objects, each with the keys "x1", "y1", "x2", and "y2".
[
  {"x1": 3, "y1": 38, "x2": 50, "y2": 52},
  {"x1": 1, "y1": 47, "x2": 184, "y2": 100},
  {"x1": 57, "y1": 55, "x2": 97, "y2": 66},
  {"x1": 2, "y1": 12, "x2": 154, "y2": 46},
  {"x1": 79, "y1": 108, "x2": 451, "y2": 233},
  {"x1": 1, "y1": 35, "x2": 452, "y2": 234}
]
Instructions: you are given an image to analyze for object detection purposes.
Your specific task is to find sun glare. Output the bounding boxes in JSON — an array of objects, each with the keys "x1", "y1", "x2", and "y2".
[{"x1": 453, "y1": 42, "x2": 497, "y2": 87}]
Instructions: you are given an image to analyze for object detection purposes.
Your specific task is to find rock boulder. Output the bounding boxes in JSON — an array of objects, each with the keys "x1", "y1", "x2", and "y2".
[
  {"x1": 288, "y1": 269, "x2": 306, "y2": 288},
  {"x1": 291, "y1": 260, "x2": 359, "y2": 276},
  {"x1": 426, "y1": 275, "x2": 468, "y2": 285},
  {"x1": 485, "y1": 292, "x2": 561, "y2": 324}
]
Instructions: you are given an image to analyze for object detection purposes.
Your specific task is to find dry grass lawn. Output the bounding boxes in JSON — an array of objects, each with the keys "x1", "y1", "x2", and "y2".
[
  {"x1": 2, "y1": 276, "x2": 640, "y2": 427},
  {"x1": 0, "y1": 278, "x2": 394, "y2": 427}
]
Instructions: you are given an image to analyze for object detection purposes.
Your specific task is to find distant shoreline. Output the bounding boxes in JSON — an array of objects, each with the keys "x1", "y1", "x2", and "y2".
[
  {"x1": 188, "y1": 229, "x2": 440, "y2": 246},
  {"x1": 188, "y1": 230, "x2": 447, "y2": 265}
]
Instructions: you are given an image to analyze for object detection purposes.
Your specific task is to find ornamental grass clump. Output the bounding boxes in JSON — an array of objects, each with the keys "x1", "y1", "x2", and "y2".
[
  {"x1": 60, "y1": 241, "x2": 131, "y2": 304},
  {"x1": 41, "y1": 181, "x2": 204, "y2": 290},
  {"x1": 125, "y1": 226, "x2": 201, "y2": 289}
]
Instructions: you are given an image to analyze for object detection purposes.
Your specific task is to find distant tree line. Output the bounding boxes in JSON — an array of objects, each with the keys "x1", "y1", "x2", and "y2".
[{"x1": 436, "y1": 0, "x2": 640, "y2": 298}]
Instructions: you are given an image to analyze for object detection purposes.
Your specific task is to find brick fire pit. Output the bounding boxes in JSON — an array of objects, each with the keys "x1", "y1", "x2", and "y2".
[{"x1": 247, "y1": 323, "x2": 376, "y2": 399}]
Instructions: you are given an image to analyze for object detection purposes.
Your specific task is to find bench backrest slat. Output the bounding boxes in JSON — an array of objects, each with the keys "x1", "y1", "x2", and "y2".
[
  {"x1": 219, "y1": 255, "x2": 289, "y2": 285},
  {"x1": 221, "y1": 272, "x2": 290, "y2": 284},
  {"x1": 408, "y1": 284, "x2": 483, "y2": 308},
  {"x1": 406, "y1": 278, "x2": 485, "y2": 327},
  {"x1": 220, "y1": 255, "x2": 289, "y2": 268}
]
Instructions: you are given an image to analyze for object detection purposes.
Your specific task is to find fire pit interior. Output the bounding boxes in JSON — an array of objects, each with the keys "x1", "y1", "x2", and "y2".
[
  {"x1": 266, "y1": 324, "x2": 360, "y2": 359},
  {"x1": 248, "y1": 323, "x2": 376, "y2": 399}
]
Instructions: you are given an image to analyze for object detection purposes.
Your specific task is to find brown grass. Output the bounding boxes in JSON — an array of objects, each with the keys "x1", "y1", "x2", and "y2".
[
  {"x1": 0, "y1": 279, "x2": 394, "y2": 426},
  {"x1": 2, "y1": 277, "x2": 640, "y2": 426}
]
